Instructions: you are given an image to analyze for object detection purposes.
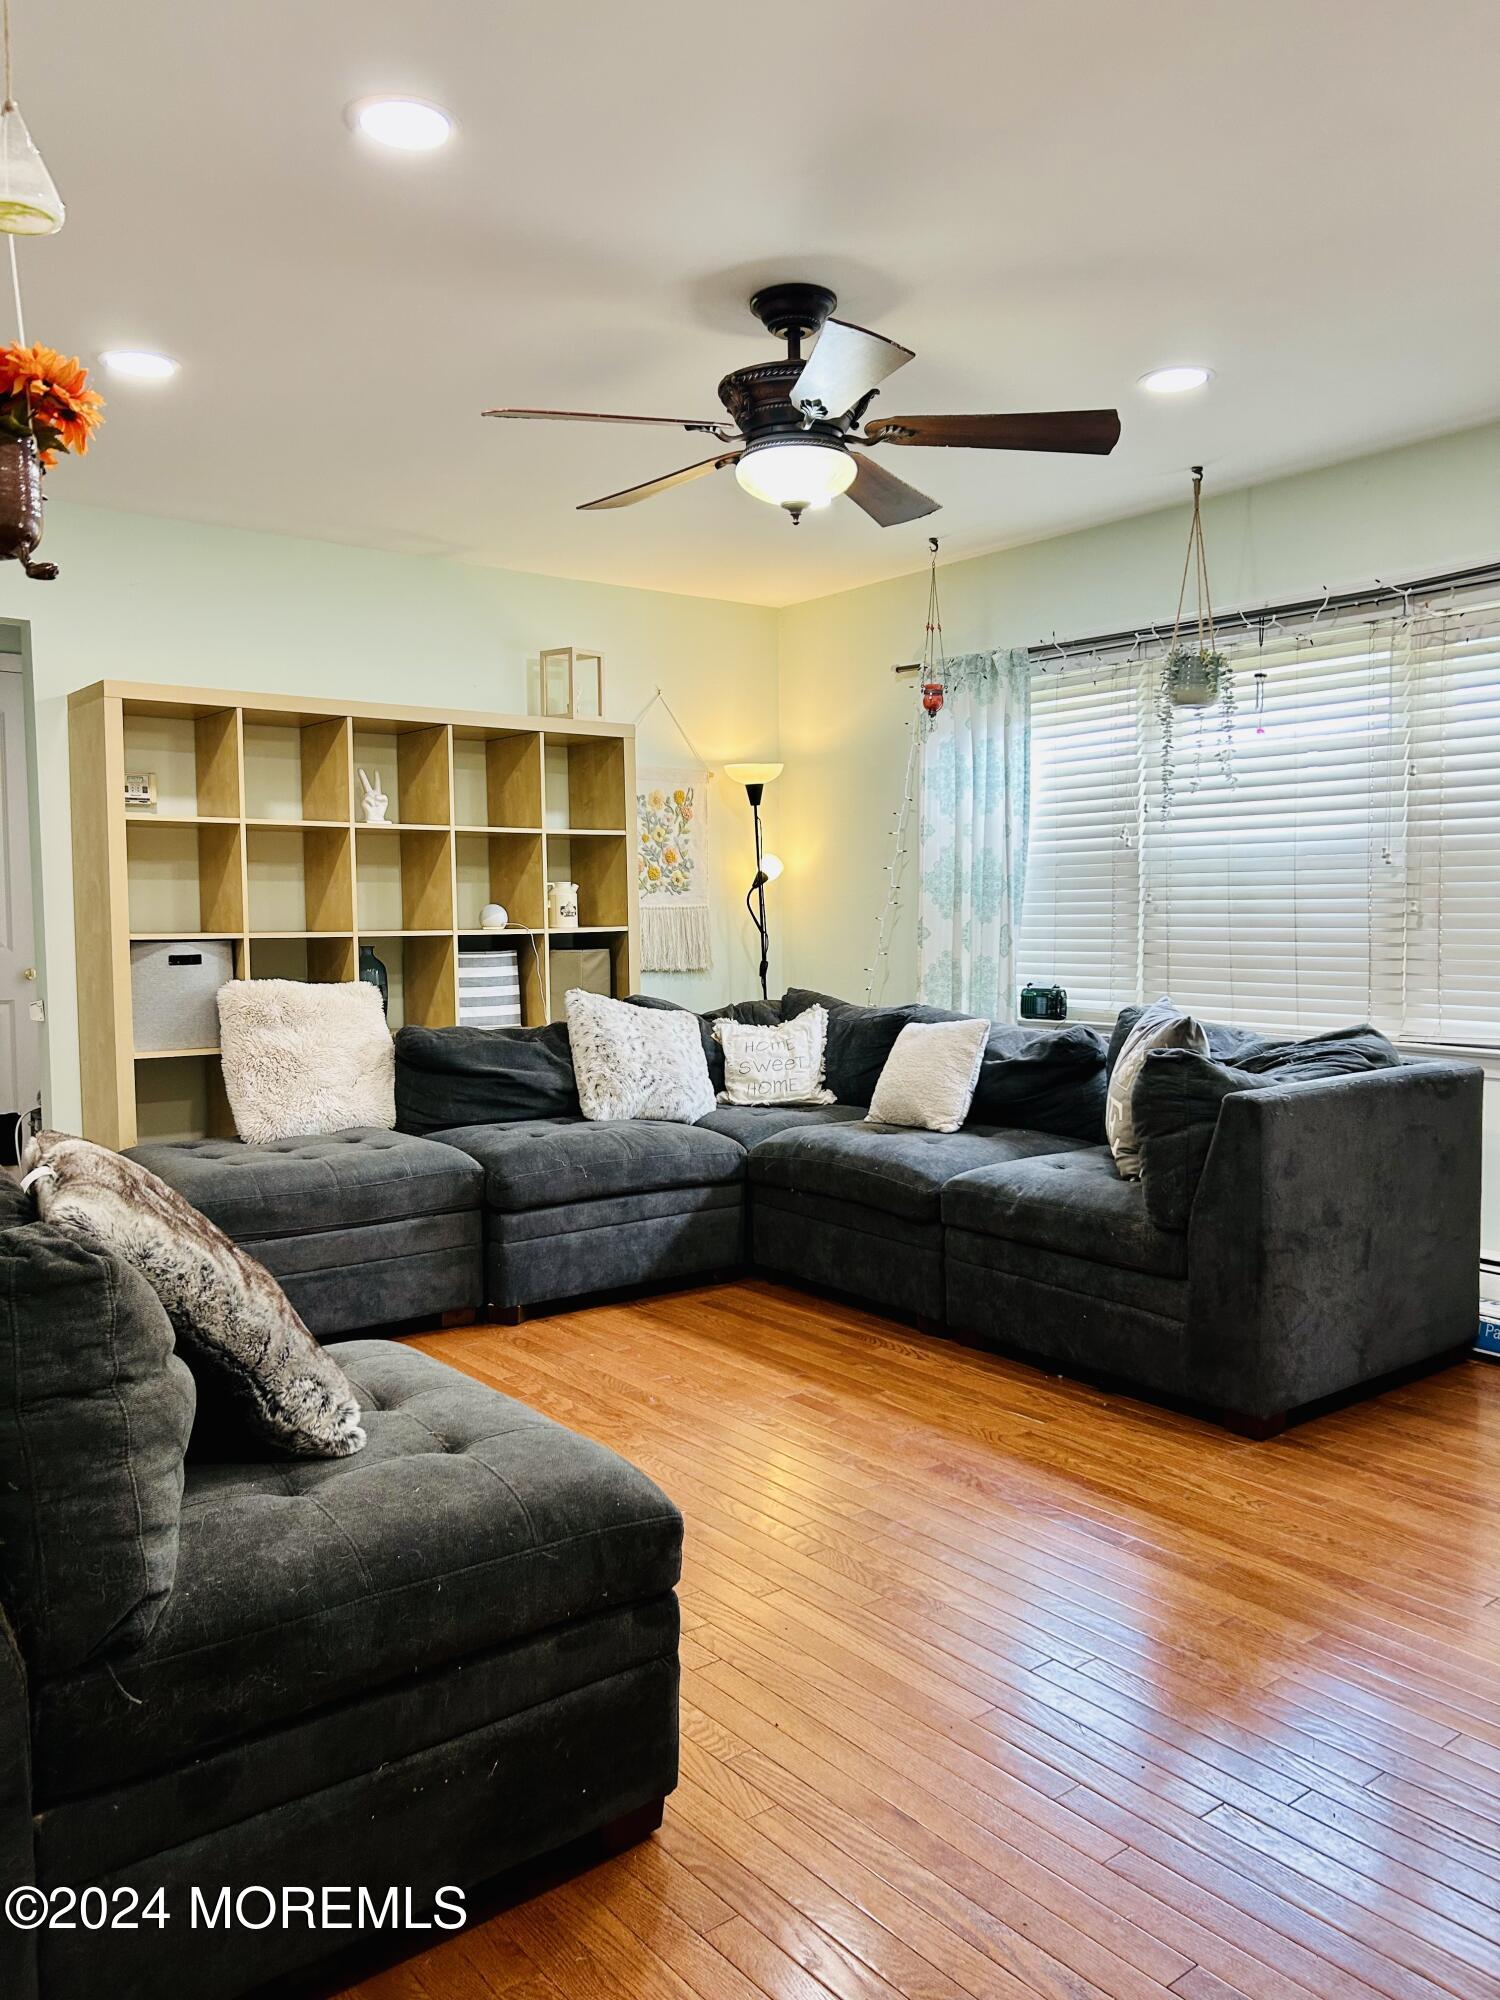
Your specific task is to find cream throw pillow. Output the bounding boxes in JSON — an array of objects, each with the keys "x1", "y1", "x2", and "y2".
[
  {"x1": 566, "y1": 988, "x2": 715, "y2": 1123},
  {"x1": 714, "y1": 1005, "x2": 835, "y2": 1107},
  {"x1": 867, "y1": 1017, "x2": 989, "y2": 1133},
  {"x1": 218, "y1": 979, "x2": 394, "y2": 1145},
  {"x1": 1106, "y1": 996, "x2": 1210, "y2": 1177}
]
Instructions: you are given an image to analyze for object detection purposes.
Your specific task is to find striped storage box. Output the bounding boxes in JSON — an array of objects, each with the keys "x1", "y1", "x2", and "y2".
[{"x1": 457, "y1": 944, "x2": 523, "y2": 1029}]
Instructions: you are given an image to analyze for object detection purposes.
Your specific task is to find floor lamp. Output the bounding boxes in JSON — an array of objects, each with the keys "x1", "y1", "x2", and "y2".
[{"x1": 724, "y1": 763, "x2": 783, "y2": 1001}]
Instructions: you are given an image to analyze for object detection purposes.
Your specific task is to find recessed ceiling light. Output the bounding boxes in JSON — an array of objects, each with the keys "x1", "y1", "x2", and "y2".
[
  {"x1": 1139, "y1": 365, "x2": 1212, "y2": 395},
  {"x1": 347, "y1": 97, "x2": 453, "y2": 151},
  {"x1": 99, "y1": 349, "x2": 179, "y2": 382}
]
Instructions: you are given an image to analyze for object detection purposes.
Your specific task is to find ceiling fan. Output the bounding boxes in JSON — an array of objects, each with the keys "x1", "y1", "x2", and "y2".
[{"x1": 484, "y1": 281, "x2": 1121, "y2": 527}]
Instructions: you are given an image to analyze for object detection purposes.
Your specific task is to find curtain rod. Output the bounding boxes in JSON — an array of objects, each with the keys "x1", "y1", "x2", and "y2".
[
  {"x1": 890, "y1": 559, "x2": 1500, "y2": 677},
  {"x1": 1023, "y1": 559, "x2": 1500, "y2": 666}
]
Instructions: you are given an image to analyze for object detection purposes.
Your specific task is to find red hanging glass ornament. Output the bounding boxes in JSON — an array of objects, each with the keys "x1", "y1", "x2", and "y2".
[
  {"x1": 917, "y1": 537, "x2": 945, "y2": 720},
  {"x1": 921, "y1": 679, "x2": 944, "y2": 717}
]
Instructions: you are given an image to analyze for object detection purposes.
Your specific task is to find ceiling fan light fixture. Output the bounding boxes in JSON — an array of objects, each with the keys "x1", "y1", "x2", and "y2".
[
  {"x1": 734, "y1": 439, "x2": 855, "y2": 514},
  {"x1": 1139, "y1": 365, "x2": 1212, "y2": 395}
]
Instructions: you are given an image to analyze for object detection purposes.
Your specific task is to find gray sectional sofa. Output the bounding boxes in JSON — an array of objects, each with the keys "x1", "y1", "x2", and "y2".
[
  {"x1": 0, "y1": 1175, "x2": 682, "y2": 2000},
  {"x1": 132, "y1": 988, "x2": 1484, "y2": 1436}
]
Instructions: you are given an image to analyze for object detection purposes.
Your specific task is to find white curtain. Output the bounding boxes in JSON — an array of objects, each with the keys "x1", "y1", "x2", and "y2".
[{"x1": 917, "y1": 649, "x2": 1031, "y2": 1017}]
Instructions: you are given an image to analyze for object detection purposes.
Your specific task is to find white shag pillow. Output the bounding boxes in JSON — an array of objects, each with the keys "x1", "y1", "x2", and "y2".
[
  {"x1": 23, "y1": 1132, "x2": 364, "y2": 1458},
  {"x1": 867, "y1": 1017, "x2": 989, "y2": 1133},
  {"x1": 714, "y1": 1005, "x2": 836, "y2": 1107},
  {"x1": 1106, "y1": 996, "x2": 1210, "y2": 1177},
  {"x1": 566, "y1": 988, "x2": 715, "y2": 1123},
  {"x1": 218, "y1": 980, "x2": 394, "y2": 1145}
]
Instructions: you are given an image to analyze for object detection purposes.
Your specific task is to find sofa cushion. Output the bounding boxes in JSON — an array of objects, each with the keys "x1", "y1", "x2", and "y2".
[
  {"x1": 627, "y1": 994, "x2": 782, "y2": 1093},
  {"x1": 942, "y1": 1146, "x2": 1188, "y2": 1279},
  {"x1": 32, "y1": 1339, "x2": 683, "y2": 1799},
  {"x1": 749, "y1": 1119, "x2": 1090, "y2": 1223},
  {"x1": 1133, "y1": 1027, "x2": 1404, "y2": 1231},
  {"x1": 394, "y1": 1022, "x2": 579, "y2": 1136},
  {"x1": 780, "y1": 988, "x2": 964, "y2": 1106},
  {"x1": 969, "y1": 1022, "x2": 1108, "y2": 1141},
  {"x1": 0, "y1": 1218, "x2": 195, "y2": 1676},
  {"x1": 429, "y1": 1116, "x2": 745, "y2": 1212},
  {"x1": 697, "y1": 1102, "x2": 866, "y2": 1148},
  {"x1": 127, "y1": 1128, "x2": 483, "y2": 1242}
]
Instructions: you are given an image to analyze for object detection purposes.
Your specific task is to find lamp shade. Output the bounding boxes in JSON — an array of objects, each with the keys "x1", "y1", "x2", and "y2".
[
  {"x1": 724, "y1": 762, "x2": 784, "y2": 787},
  {"x1": 735, "y1": 441, "x2": 854, "y2": 512},
  {"x1": 758, "y1": 853, "x2": 784, "y2": 883}
]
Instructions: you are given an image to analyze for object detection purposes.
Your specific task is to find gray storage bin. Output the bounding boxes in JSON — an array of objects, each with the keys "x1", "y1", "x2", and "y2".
[{"x1": 130, "y1": 938, "x2": 236, "y2": 1053}]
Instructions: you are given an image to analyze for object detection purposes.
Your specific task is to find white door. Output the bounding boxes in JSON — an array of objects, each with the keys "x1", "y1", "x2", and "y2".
[{"x1": 0, "y1": 656, "x2": 40, "y2": 1139}]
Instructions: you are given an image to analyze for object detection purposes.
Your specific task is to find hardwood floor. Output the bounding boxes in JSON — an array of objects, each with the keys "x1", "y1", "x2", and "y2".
[{"x1": 339, "y1": 1278, "x2": 1500, "y2": 2000}]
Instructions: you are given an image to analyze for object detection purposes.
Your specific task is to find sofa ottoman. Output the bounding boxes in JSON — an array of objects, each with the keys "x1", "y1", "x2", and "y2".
[
  {"x1": 429, "y1": 1116, "x2": 747, "y2": 1314},
  {"x1": 749, "y1": 1121, "x2": 1092, "y2": 1321},
  {"x1": 126, "y1": 1128, "x2": 484, "y2": 1337}
]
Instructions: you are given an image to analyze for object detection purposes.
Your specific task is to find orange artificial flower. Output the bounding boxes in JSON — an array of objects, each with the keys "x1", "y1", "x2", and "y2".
[{"x1": 0, "y1": 342, "x2": 105, "y2": 458}]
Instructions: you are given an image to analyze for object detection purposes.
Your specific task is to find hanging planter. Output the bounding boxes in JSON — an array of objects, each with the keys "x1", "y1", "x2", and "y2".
[
  {"x1": 1157, "y1": 465, "x2": 1235, "y2": 812},
  {"x1": 0, "y1": 343, "x2": 103, "y2": 577},
  {"x1": 0, "y1": 0, "x2": 103, "y2": 577}
]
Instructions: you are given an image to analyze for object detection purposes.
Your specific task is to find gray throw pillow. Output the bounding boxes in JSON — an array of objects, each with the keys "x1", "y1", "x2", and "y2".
[
  {"x1": 1106, "y1": 998, "x2": 1210, "y2": 1177},
  {"x1": 395, "y1": 1022, "x2": 579, "y2": 1134},
  {"x1": 1134, "y1": 1027, "x2": 1403, "y2": 1230},
  {"x1": 0, "y1": 1209, "x2": 195, "y2": 1673},
  {"x1": 25, "y1": 1133, "x2": 364, "y2": 1459},
  {"x1": 781, "y1": 988, "x2": 967, "y2": 1106}
]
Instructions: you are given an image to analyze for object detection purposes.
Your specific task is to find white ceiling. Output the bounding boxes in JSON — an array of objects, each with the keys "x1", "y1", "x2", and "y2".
[{"x1": 21, "y1": 0, "x2": 1500, "y2": 607}]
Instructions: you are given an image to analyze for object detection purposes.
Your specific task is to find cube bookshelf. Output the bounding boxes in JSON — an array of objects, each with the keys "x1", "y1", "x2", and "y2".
[{"x1": 70, "y1": 684, "x2": 639, "y2": 1146}]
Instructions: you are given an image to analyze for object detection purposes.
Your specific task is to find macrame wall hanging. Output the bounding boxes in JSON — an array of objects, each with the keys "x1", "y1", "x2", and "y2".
[
  {"x1": 1157, "y1": 463, "x2": 1235, "y2": 813},
  {"x1": 865, "y1": 538, "x2": 944, "y2": 1000}
]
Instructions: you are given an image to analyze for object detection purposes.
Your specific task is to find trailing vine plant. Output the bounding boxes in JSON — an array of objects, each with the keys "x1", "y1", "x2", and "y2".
[{"x1": 1157, "y1": 464, "x2": 1236, "y2": 814}]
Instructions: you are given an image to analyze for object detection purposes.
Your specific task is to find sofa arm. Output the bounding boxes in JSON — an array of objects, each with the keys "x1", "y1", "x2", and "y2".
[
  {"x1": 1185, "y1": 1059, "x2": 1483, "y2": 1421},
  {"x1": 0, "y1": 1601, "x2": 37, "y2": 2000}
]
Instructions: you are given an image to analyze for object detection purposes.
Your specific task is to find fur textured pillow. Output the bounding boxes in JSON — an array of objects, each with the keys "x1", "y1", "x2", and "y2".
[
  {"x1": 867, "y1": 1017, "x2": 989, "y2": 1132},
  {"x1": 218, "y1": 979, "x2": 394, "y2": 1145},
  {"x1": 714, "y1": 1004, "x2": 835, "y2": 1107},
  {"x1": 24, "y1": 1133, "x2": 364, "y2": 1458},
  {"x1": 565, "y1": 988, "x2": 715, "y2": 1123}
]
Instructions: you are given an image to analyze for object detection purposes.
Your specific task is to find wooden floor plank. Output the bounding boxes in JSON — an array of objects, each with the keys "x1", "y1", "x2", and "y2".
[{"x1": 332, "y1": 1282, "x2": 1498, "y2": 2000}]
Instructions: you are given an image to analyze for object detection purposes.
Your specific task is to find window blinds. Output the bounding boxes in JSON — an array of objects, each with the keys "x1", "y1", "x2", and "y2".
[{"x1": 1016, "y1": 595, "x2": 1500, "y2": 1048}]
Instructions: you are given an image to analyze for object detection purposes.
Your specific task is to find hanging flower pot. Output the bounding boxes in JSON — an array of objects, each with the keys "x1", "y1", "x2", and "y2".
[
  {"x1": 0, "y1": 343, "x2": 104, "y2": 579},
  {"x1": 1164, "y1": 643, "x2": 1224, "y2": 707},
  {"x1": 0, "y1": 427, "x2": 46, "y2": 573},
  {"x1": 1157, "y1": 466, "x2": 1236, "y2": 812}
]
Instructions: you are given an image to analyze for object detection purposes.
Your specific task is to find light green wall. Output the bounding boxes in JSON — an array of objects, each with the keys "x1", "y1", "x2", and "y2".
[
  {"x1": 0, "y1": 502, "x2": 779, "y2": 1130},
  {"x1": 776, "y1": 418, "x2": 1500, "y2": 1002},
  {"x1": 8, "y1": 417, "x2": 1500, "y2": 1145}
]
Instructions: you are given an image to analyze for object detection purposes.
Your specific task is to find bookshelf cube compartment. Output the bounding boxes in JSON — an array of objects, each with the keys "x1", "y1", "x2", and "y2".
[
  {"x1": 247, "y1": 826, "x2": 353, "y2": 934},
  {"x1": 456, "y1": 830, "x2": 544, "y2": 931},
  {"x1": 358, "y1": 935, "x2": 455, "y2": 1031},
  {"x1": 122, "y1": 706, "x2": 240, "y2": 818},
  {"x1": 127, "y1": 820, "x2": 244, "y2": 936},
  {"x1": 452, "y1": 729, "x2": 543, "y2": 829},
  {"x1": 355, "y1": 827, "x2": 453, "y2": 933},
  {"x1": 242, "y1": 714, "x2": 351, "y2": 822},
  {"x1": 352, "y1": 722, "x2": 451, "y2": 826},
  {"x1": 543, "y1": 734, "x2": 627, "y2": 832},
  {"x1": 134, "y1": 1054, "x2": 236, "y2": 1144},
  {"x1": 246, "y1": 937, "x2": 356, "y2": 985},
  {"x1": 546, "y1": 832, "x2": 628, "y2": 930},
  {"x1": 546, "y1": 933, "x2": 629, "y2": 1021}
]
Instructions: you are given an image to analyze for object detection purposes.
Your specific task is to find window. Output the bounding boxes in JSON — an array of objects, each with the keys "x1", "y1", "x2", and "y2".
[{"x1": 1017, "y1": 595, "x2": 1500, "y2": 1048}]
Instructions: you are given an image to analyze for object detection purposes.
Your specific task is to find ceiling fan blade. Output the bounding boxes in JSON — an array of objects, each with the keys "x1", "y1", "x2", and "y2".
[
  {"x1": 485, "y1": 407, "x2": 734, "y2": 437},
  {"x1": 865, "y1": 410, "x2": 1122, "y2": 455},
  {"x1": 844, "y1": 452, "x2": 941, "y2": 528},
  {"x1": 577, "y1": 451, "x2": 741, "y2": 512},
  {"x1": 790, "y1": 319, "x2": 914, "y2": 423}
]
